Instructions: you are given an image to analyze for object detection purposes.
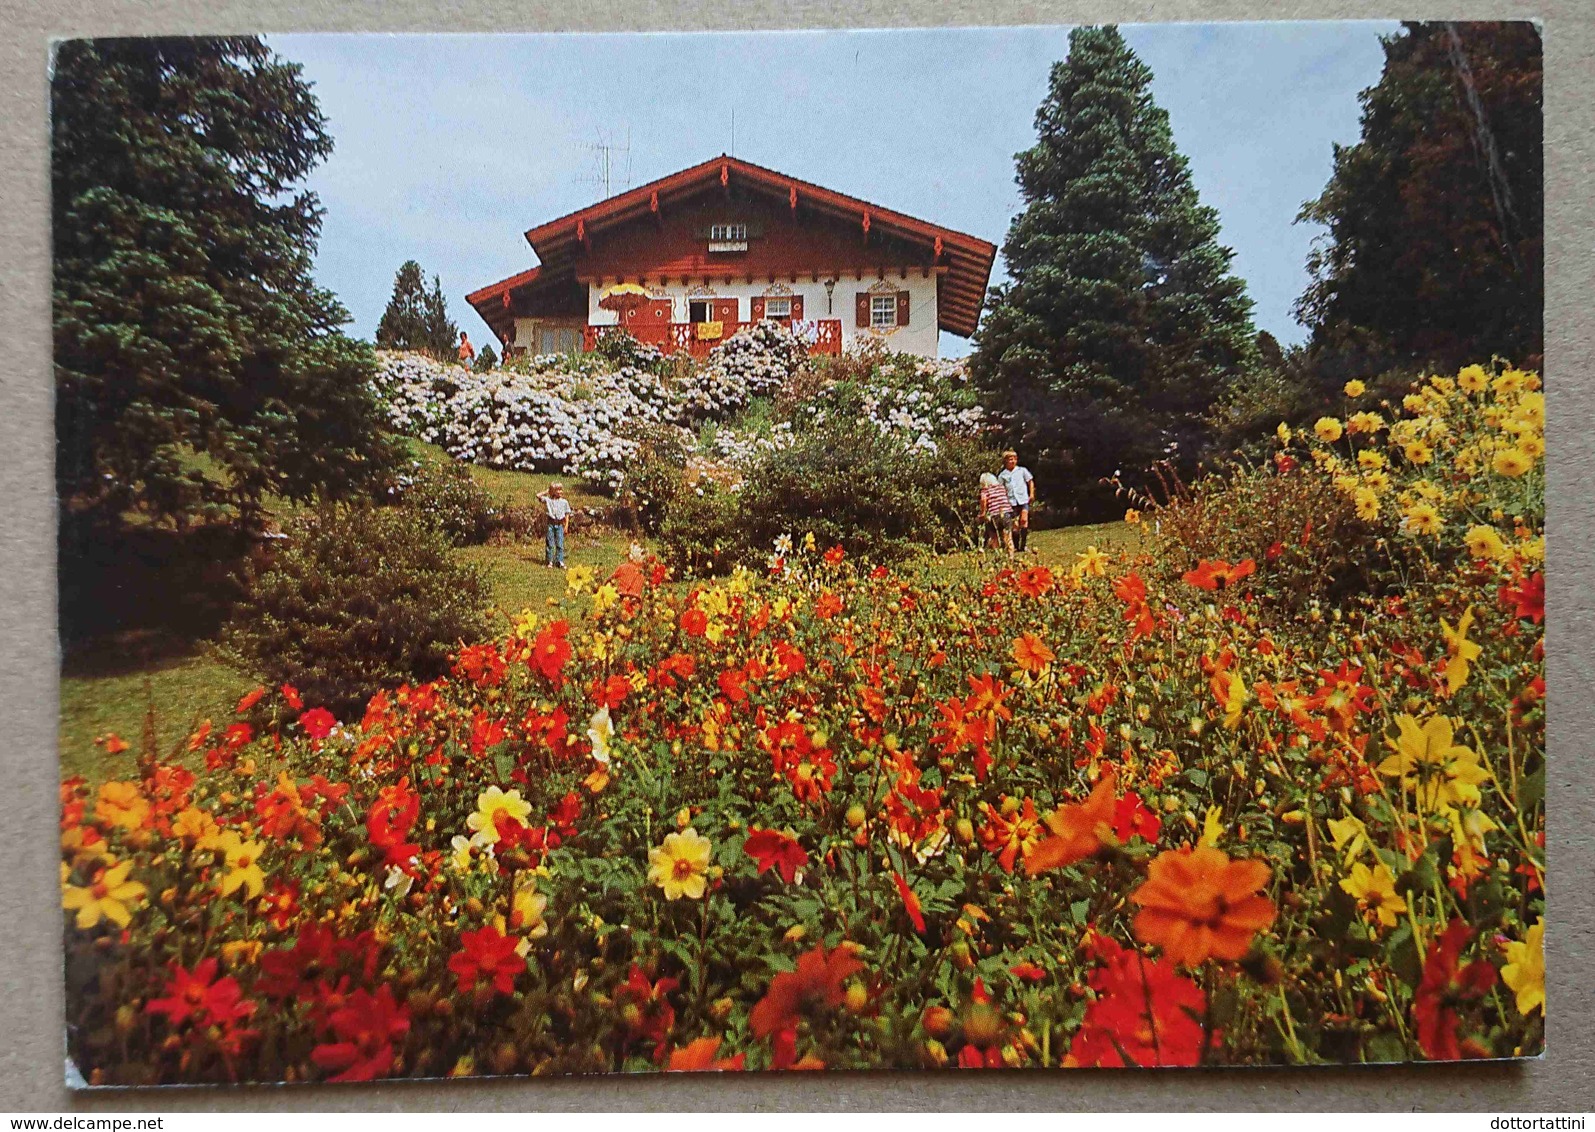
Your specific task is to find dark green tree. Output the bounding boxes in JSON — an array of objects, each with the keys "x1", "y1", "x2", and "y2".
[
  {"x1": 52, "y1": 37, "x2": 399, "y2": 527},
  {"x1": 374, "y1": 260, "x2": 431, "y2": 350},
  {"x1": 473, "y1": 345, "x2": 498, "y2": 372},
  {"x1": 971, "y1": 26, "x2": 1256, "y2": 515},
  {"x1": 422, "y1": 274, "x2": 460, "y2": 358},
  {"x1": 1296, "y1": 22, "x2": 1543, "y2": 376}
]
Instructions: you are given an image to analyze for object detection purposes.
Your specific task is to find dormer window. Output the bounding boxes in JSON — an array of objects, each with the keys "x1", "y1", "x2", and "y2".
[{"x1": 710, "y1": 223, "x2": 747, "y2": 241}]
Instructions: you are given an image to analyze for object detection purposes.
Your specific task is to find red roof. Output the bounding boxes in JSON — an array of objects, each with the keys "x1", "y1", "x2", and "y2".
[{"x1": 467, "y1": 155, "x2": 997, "y2": 341}]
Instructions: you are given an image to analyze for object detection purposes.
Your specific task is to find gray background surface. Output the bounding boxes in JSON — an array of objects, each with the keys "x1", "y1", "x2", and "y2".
[{"x1": 1, "y1": 0, "x2": 1590, "y2": 1111}]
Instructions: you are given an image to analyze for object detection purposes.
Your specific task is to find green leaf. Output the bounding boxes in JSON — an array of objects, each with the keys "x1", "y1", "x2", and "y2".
[{"x1": 1388, "y1": 922, "x2": 1423, "y2": 989}]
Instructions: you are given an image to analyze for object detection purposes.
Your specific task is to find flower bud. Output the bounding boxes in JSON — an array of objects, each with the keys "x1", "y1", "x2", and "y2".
[{"x1": 922, "y1": 1004, "x2": 955, "y2": 1038}]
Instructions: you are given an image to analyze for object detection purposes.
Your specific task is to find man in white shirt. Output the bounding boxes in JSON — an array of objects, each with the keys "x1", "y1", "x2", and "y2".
[
  {"x1": 538, "y1": 483, "x2": 572, "y2": 568},
  {"x1": 998, "y1": 450, "x2": 1036, "y2": 552}
]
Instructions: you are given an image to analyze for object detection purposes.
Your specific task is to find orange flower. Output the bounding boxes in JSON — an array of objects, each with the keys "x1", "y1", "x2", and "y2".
[
  {"x1": 1130, "y1": 845, "x2": 1276, "y2": 965},
  {"x1": 1112, "y1": 572, "x2": 1156, "y2": 640},
  {"x1": 1025, "y1": 773, "x2": 1118, "y2": 875},
  {"x1": 666, "y1": 1036, "x2": 745, "y2": 1072},
  {"x1": 1181, "y1": 558, "x2": 1257, "y2": 591},
  {"x1": 610, "y1": 560, "x2": 646, "y2": 598},
  {"x1": 964, "y1": 673, "x2": 1013, "y2": 722},
  {"x1": 1014, "y1": 566, "x2": 1055, "y2": 598},
  {"x1": 749, "y1": 943, "x2": 864, "y2": 1039},
  {"x1": 978, "y1": 798, "x2": 1042, "y2": 874},
  {"x1": 892, "y1": 871, "x2": 926, "y2": 934},
  {"x1": 1011, "y1": 633, "x2": 1055, "y2": 674}
]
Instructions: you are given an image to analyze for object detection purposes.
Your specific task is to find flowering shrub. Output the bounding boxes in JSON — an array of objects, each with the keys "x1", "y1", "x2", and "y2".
[
  {"x1": 798, "y1": 350, "x2": 987, "y2": 455},
  {"x1": 681, "y1": 321, "x2": 813, "y2": 419},
  {"x1": 371, "y1": 351, "x2": 678, "y2": 492},
  {"x1": 68, "y1": 364, "x2": 1542, "y2": 1084}
]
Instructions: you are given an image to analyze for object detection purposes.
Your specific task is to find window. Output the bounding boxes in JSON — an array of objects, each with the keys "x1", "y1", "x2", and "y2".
[
  {"x1": 709, "y1": 223, "x2": 747, "y2": 241},
  {"x1": 763, "y1": 297, "x2": 791, "y2": 319},
  {"x1": 688, "y1": 299, "x2": 714, "y2": 323},
  {"x1": 870, "y1": 293, "x2": 898, "y2": 328},
  {"x1": 540, "y1": 327, "x2": 580, "y2": 354}
]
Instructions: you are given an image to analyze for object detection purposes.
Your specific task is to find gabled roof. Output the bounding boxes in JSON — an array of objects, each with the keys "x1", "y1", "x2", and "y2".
[{"x1": 467, "y1": 155, "x2": 997, "y2": 340}]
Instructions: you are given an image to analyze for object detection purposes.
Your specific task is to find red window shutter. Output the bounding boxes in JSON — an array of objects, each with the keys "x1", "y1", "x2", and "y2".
[
  {"x1": 718, "y1": 298, "x2": 739, "y2": 323},
  {"x1": 751, "y1": 296, "x2": 765, "y2": 320},
  {"x1": 790, "y1": 295, "x2": 804, "y2": 320},
  {"x1": 896, "y1": 291, "x2": 911, "y2": 326},
  {"x1": 856, "y1": 292, "x2": 870, "y2": 328}
]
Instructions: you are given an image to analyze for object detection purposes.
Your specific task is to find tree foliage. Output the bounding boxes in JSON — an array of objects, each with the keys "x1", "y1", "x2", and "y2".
[
  {"x1": 971, "y1": 25, "x2": 1256, "y2": 517},
  {"x1": 1296, "y1": 21, "x2": 1543, "y2": 376},
  {"x1": 375, "y1": 261, "x2": 429, "y2": 351},
  {"x1": 52, "y1": 37, "x2": 399, "y2": 526}
]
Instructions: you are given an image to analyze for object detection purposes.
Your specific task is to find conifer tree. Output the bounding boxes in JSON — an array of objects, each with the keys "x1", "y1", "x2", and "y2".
[
  {"x1": 52, "y1": 37, "x2": 399, "y2": 526},
  {"x1": 972, "y1": 26, "x2": 1256, "y2": 512},
  {"x1": 376, "y1": 264, "x2": 458, "y2": 359},
  {"x1": 374, "y1": 260, "x2": 431, "y2": 350},
  {"x1": 1297, "y1": 21, "x2": 1542, "y2": 376},
  {"x1": 422, "y1": 274, "x2": 460, "y2": 359}
]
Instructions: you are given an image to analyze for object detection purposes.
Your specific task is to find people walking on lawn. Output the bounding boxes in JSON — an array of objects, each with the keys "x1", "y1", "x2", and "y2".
[
  {"x1": 998, "y1": 449, "x2": 1036, "y2": 553},
  {"x1": 457, "y1": 331, "x2": 476, "y2": 367},
  {"x1": 978, "y1": 472, "x2": 1015, "y2": 557},
  {"x1": 538, "y1": 482, "x2": 571, "y2": 568}
]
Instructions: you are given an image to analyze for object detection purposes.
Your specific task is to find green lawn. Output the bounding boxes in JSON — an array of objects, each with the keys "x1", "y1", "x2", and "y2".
[
  {"x1": 58, "y1": 655, "x2": 252, "y2": 783},
  {"x1": 914, "y1": 518, "x2": 1143, "y2": 582},
  {"x1": 59, "y1": 453, "x2": 621, "y2": 784}
]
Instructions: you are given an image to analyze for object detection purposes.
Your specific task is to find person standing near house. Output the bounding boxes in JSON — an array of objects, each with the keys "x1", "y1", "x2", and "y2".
[
  {"x1": 538, "y1": 483, "x2": 571, "y2": 568},
  {"x1": 457, "y1": 331, "x2": 476, "y2": 367},
  {"x1": 998, "y1": 450, "x2": 1036, "y2": 553},
  {"x1": 978, "y1": 472, "x2": 1015, "y2": 557}
]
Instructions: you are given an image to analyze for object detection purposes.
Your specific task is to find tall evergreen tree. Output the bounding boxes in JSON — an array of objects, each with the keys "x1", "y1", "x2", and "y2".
[
  {"x1": 1296, "y1": 22, "x2": 1542, "y2": 376},
  {"x1": 374, "y1": 260, "x2": 431, "y2": 350},
  {"x1": 52, "y1": 37, "x2": 399, "y2": 526},
  {"x1": 971, "y1": 26, "x2": 1256, "y2": 513},
  {"x1": 422, "y1": 274, "x2": 460, "y2": 358}
]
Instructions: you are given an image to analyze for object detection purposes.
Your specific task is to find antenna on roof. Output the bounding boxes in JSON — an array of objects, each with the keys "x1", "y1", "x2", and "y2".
[{"x1": 577, "y1": 128, "x2": 632, "y2": 199}]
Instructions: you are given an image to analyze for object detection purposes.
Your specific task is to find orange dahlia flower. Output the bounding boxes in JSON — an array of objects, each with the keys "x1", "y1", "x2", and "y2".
[
  {"x1": 1024, "y1": 772, "x2": 1118, "y2": 875},
  {"x1": 1130, "y1": 845, "x2": 1276, "y2": 965}
]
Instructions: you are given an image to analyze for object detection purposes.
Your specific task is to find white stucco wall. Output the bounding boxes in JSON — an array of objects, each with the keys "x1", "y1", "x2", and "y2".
[{"x1": 584, "y1": 273, "x2": 941, "y2": 358}]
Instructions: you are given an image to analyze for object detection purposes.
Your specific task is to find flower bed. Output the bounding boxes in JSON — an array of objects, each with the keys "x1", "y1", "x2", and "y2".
[{"x1": 62, "y1": 367, "x2": 1543, "y2": 1083}]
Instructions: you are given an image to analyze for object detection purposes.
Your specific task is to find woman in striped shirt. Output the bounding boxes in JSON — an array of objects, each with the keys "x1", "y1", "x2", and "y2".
[{"x1": 978, "y1": 472, "x2": 1014, "y2": 557}]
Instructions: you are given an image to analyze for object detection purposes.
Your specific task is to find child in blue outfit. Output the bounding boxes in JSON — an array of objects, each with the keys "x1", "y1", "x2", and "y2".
[{"x1": 538, "y1": 483, "x2": 571, "y2": 568}]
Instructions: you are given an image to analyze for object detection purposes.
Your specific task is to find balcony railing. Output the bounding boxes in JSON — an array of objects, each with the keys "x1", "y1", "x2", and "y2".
[{"x1": 583, "y1": 319, "x2": 842, "y2": 359}]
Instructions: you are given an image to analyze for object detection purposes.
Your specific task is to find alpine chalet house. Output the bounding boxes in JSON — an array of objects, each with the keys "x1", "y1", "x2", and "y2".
[{"x1": 466, "y1": 156, "x2": 996, "y2": 361}]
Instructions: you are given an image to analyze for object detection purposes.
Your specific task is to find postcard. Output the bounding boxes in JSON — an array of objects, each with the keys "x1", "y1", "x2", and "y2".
[{"x1": 53, "y1": 22, "x2": 1543, "y2": 1085}]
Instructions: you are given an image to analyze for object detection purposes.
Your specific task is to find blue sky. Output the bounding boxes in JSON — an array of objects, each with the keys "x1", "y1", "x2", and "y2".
[{"x1": 273, "y1": 23, "x2": 1396, "y2": 357}]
